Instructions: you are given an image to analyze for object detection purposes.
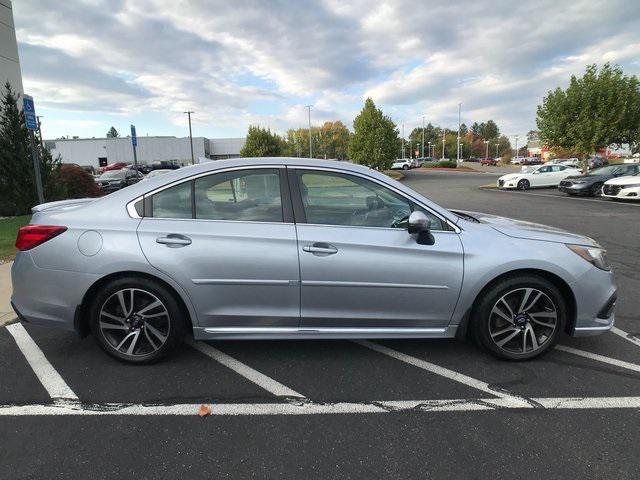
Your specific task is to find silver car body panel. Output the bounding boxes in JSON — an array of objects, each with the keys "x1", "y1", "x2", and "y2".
[{"x1": 11, "y1": 157, "x2": 616, "y2": 341}]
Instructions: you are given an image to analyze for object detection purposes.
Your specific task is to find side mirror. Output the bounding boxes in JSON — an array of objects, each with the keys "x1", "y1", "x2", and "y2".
[{"x1": 408, "y1": 211, "x2": 435, "y2": 245}]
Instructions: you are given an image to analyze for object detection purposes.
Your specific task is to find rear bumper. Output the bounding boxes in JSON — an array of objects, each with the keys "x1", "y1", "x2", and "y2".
[{"x1": 11, "y1": 252, "x2": 100, "y2": 332}]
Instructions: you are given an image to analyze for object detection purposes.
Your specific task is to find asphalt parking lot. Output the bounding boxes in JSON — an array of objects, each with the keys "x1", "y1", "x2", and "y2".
[{"x1": 1, "y1": 169, "x2": 639, "y2": 479}]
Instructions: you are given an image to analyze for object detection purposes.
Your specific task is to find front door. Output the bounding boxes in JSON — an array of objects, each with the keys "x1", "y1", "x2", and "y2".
[
  {"x1": 291, "y1": 168, "x2": 464, "y2": 329},
  {"x1": 137, "y1": 167, "x2": 300, "y2": 329}
]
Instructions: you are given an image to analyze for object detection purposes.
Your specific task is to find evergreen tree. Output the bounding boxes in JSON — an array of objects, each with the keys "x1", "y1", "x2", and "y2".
[
  {"x1": 106, "y1": 126, "x2": 119, "y2": 138},
  {"x1": 240, "y1": 125, "x2": 284, "y2": 157}
]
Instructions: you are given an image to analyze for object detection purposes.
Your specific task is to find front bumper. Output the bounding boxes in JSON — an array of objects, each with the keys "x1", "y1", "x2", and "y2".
[
  {"x1": 558, "y1": 183, "x2": 589, "y2": 194},
  {"x1": 602, "y1": 184, "x2": 640, "y2": 200},
  {"x1": 570, "y1": 266, "x2": 617, "y2": 337}
]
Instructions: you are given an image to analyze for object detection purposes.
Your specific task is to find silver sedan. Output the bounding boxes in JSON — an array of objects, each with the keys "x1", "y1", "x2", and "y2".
[{"x1": 11, "y1": 158, "x2": 616, "y2": 363}]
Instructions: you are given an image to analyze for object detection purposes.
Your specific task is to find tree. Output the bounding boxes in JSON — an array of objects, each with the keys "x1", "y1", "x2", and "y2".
[
  {"x1": 286, "y1": 121, "x2": 351, "y2": 159},
  {"x1": 459, "y1": 123, "x2": 468, "y2": 136},
  {"x1": 537, "y1": 63, "x2": 640, "y2": 160},
  {"x1": 240, "y1": 125, "x2": 284, "y2": 157},
  {"x1": 106, "y1": 126, "x2": 119, "y2": 138},
  {"x1": 481, "y1": 120, "x2": 499, "y2": 140},
  {"x1": 348, "y1": 98, "x2": 398, "y2": 170}
]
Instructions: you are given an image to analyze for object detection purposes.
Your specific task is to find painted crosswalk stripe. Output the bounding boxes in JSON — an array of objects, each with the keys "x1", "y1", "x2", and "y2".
[
  {"x1": 354, "y1": 340, "x2": 531, "y2": 405},
  {"x1": 1, "y1": 396, "x2": 639, "y2": 416},
  {"x1": 555, "y1": 344, "x2": 640, "y2": 373},
  {"x1": 187, "y1": 338, "x2": 305, "y2": 398},
  {"x1": 6, "y1": 323, "x2": 78, "y2": 401}
]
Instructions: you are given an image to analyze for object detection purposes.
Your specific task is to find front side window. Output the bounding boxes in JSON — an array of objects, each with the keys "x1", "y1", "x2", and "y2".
[
  {"x1": 296, "y1": 170, "x2": 444, "y2": 230},
  {"x1": 195, "y1": 169, "x2": 283, "y2": 222}
]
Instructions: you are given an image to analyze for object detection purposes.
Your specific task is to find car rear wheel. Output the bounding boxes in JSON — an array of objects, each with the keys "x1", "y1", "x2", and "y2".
[
  {"x1": 517, "y1": 179, "x2": 530, "y2": 190},
  {"x1": 402, "y1": 164, "x2": 409, "y2": 170},
  {"x1": 473, "y1": 275, "x2": 566, "y2": 360},
  {"x1": 89, "y1": 277, "x2": 186, "y2": 364}
]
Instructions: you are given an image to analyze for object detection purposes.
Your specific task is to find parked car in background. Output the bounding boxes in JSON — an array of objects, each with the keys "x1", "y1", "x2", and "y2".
[
  {"x1": 521, "y1": 157, "x2": 542, "y2": 165},
  {"x1": 559, "y1": 159, "x2": 581, "y2": 169},
  {"x1": 498, "y1": 164, "x2": 580, "y2": 190},
  {"x1": 480, "y1": 158, "x2": 498, "y2": 166},
  {"x1": 559, "y1": 164, "x2": 640, "y2": 196},
  {"x1": 602, "y1": 169, "x2": 640, "y2": 201},
  {"x1": 79, "y1": 165, "x2": 97, "y2": 175},
  {"x1": 467, "y1": 157, "x2": 479, "y2": 163},
  {"x1": 391, "y1": 159, "x2": 412, "y2": 170},
  {"x1": 142, "y1": 169, "x2": 173, "y2": 180},
  {"x1": 510, "y1": 157, "x2": 528, "y2": 165},
  {"x1": 94, "y1": 168, "x2": 142, "y2": 194},
  {"x1": 587, "y1": 157, "x2": 608, "y2": 170},
  {"x1": 128, "y1": 164, "x2": 151, "y2": 175},
  {"x1": 11, "y1": 157, "x2": 616, "y2": 363},
  {"x1": 149, "y1": 160, "x2": 181, "y2": 171},
  {"x1": 99, "y1": 162, "x2": 128, "y2": 173}
]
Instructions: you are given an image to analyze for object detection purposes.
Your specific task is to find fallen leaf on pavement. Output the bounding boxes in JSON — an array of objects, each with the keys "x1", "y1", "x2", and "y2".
[{"x1": 198, "y1": 404, "x2": 212, "y2": 417}]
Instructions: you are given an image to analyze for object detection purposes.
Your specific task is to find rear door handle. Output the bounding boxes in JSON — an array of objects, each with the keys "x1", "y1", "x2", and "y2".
[
  {"x1": 156, "y1": 234, "x2": 192, "y2": 247},
  {"x1": 302, "y1": 243, "x2": 338, "y2": 255}
]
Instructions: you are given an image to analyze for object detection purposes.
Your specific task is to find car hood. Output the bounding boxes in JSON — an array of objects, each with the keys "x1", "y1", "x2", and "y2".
[
  {"x1": 498, "y1": 172, "x2": 525, "y2": 180},
  {"x1": 563, "y1": 174, "x2": 605, "y2": 182},
  {"x1": 604, "y1": 175, "x2": 640, "y2": 186},
  {"x1": 453, "y1": 210, "x2": 599, "y2": 247}
]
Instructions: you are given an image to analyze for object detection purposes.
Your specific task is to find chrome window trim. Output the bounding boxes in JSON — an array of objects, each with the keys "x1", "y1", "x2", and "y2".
[
  {"x1": 292, "y1": 165, "x2": 461, "y2": 233},
  {"x1": 126, "y1": 196, "x2": 143, "y2": 219}
]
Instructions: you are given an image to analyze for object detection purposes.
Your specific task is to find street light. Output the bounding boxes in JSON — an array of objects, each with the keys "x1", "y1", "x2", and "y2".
[
  {"x1": 421, "y1": 116, "x2": 425, "y2": 158},
  {"x1": 183, "y1": 111, "x2": 195, "y2": 164},
  {"x1": 457, "y1": 102, "x2": 462, "y2": 164},
  {"x1": 306, "y1": 105, "x2": 313, "y2": 158},
  {"x1": 401, "y1": 122, "x2": 405, "y2": 159},
  {"x1": 428, "y1": 141, "x2": 432, "y2": 158},
  {"x1": 484, "y1": 140, "x2": 489, "y2": 159},
  {"x1": 514, "y1": 135, "x2": 519, "y2": 161}
]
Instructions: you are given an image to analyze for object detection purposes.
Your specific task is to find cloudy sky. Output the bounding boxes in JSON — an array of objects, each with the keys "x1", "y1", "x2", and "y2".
[{"x1": 12, "y1": 0, "x2": 640, "y2": 142}]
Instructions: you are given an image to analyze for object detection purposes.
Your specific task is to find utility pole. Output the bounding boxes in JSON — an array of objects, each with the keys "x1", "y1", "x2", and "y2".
[
  {"x1": 457, "y1": 103, "x2": 461, "y2": 163},
  {"x1": 36, "y1": 116, "x2": 44, "y2": 148},
  {"x1": 514, "y1": 135, "x2": 519, "y2": 160},
  {"x1": 184, "y1": 111, "x2": 195, "y2": 164},
  {"x1": 484, "y1": 140, "x2": 489, "y2": 159},
  {"x1": 428, "y1": 141, "x2": 432, "y2": 158},
  {"x1": 306, "y1": 105, "x2": 313, "y2": 158},
  {"x1": 401, "y1": 122, "x2": 405, "y2": 159},
  {"x1": 442, "y1": 130, "x2": 445, "y2": 159},
  {"x1": 421, "y1": 116, "x2": 425, "y2": 158}
]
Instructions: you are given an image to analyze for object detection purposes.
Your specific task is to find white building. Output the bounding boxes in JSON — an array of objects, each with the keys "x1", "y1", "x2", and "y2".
[
  {"x1": 0, "y1": 0, "x2": 23, "y2": 95},
  {"x1": 46, "y1": 136, "x2": 245, "y2": 167}
]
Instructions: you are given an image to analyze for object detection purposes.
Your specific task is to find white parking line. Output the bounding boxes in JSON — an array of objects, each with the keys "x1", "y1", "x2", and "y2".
[
  {"x1": 610, "y1": 326, "x2": 640, "y2": 348},
  {"x1": 186, "y1": 339, "x2": 305, "y2": 399},
  {"x1": 1, "y1": 396, "x2": 639, "y2": 416},
  {"x1": 6, "y1": 323, "x2": 78, "y2": 401},
  {"x1": 354, "y1": 340, "x2": 529, "y2": 404},
  {"x1": 555, "y1": 345, "x2": 640, "y2": 373}
]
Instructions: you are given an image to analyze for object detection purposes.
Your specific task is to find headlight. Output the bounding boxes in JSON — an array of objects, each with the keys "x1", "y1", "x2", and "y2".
[
  {"x1": 572, "y1": 180, "x2": 586, "y2": 184},
  {"x1": 567, "y1": 244, "x2": 610, "y2": 271},
  {"x1": 621, "y1": 183, "x2": 640, "y2": 189}
]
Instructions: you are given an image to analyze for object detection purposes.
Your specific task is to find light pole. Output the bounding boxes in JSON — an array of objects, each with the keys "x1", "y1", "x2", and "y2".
[
  {"x1": 428, "y1": 141, "x2": 432, "y2": 158},
  {"x1": 401, "y1": 122, "x2": 405, "y2": 159},
  {"x1": 305, "y1": 105, "x2": 313, "y2": 158},
  {"x1": 514, "y1": 135, "x2": 519, "y2": 160},
  {"x1": 183, "y1": 111, "x2": 195, "y2": 164},
  {"x1": 495, "y1": 143, "x2": 499, "y2": 158},
  {"x1": 421, "y1": 116, "x2": 425, "y2": 158},
  {"x1": 484, "y1": 140, "x2": 489, "y2": 159},
  {"x1": 457, "y1": 102, "x2": 461, "y2": 163},
  {"x1": 442, "y1": 130, "x2": 445, "y2": 159}
]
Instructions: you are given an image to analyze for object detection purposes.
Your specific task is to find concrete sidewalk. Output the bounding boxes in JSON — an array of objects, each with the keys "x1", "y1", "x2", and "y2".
[{"x1": 0, "y1": 261, "x2": 15, "y2": 326}]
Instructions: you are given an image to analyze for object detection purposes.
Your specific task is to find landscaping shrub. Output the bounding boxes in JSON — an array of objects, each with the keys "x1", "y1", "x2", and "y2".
[{"x1": 48, "y1": 164, "x2": 102, "y2": 199}]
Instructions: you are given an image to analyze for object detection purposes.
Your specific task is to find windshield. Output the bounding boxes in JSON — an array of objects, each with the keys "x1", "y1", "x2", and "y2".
[
  {"x1": 99, "y1": 170, "x2": 125, "y2": 179},
  {"x1": 587, "y1": 165, "x2": 618, "y2": 176}
]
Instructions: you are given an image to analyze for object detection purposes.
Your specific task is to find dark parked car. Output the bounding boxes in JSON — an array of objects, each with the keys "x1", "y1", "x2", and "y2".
[
  {"x1": 95, "y1": 169, "x2": 142, "y2": 194},
  {"x1": 558, "y1": 163, "x2": 640, "y2": 196},
  {"x1": 149, "y1": 160, "x2": 181, "y2": 171}
]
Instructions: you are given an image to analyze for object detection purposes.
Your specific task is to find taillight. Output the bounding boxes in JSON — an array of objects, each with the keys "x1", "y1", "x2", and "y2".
[{"x1": 15, "y1": 225, "x2": 67, "y2": 251}]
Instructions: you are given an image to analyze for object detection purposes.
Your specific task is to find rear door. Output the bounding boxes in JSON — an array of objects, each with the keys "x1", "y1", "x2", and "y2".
[
  {"x1": 291, "y1": 168, "x2": 464, "y2": 329},
  {"x1": 137, "y1": 167, "x2": 300, "y2": 329}
]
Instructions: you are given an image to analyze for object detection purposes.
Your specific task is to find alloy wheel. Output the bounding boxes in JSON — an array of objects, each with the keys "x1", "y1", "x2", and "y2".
[
  {"x1": 488, "y1": 287, "x2": 557, "y2": 355},
  {"x1": 99, "y1": 288, "x2": 170, "y2": 357}
]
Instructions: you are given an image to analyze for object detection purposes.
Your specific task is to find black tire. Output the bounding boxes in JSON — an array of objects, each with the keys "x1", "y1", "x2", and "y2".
[
  {"x1": 517, "y1": 179, "x2": 530, "y2": 190},
  {"x1": 472, "y1": 275, "x2": 566, "y2": 361},
  {"x1": 402, "y1": 164, "x2": 409, "y2": 170},
  {"x1": 590, "y1": 182, "x2": 603, "y2": 197},
  {"x1": 89, "y1": 276, "x2": 187, "y2": 364}
]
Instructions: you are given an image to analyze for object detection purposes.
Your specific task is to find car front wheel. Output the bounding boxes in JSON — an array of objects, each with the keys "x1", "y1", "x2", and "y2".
[
  {"x1": 517, "y1": 179, "x2": 530, "y2": 190},
  {"x1": 473, "y1": 275, "x2": 566, "y2": 360},
  {"x1": 89, "y1": 277, "x2": 187, "y2": 364}
]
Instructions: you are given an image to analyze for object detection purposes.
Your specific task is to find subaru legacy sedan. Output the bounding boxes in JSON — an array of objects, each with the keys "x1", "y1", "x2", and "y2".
[{"x1": 11, "y1": 158, "x2": 616, "y2": 363}]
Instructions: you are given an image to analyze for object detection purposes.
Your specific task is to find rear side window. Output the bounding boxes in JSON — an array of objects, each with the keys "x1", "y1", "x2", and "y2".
[
  {"x1": 195, "y1": 169, "x2": 283, "y2": 222},
  {"x1": 151, "y1": 182, "x2": 192, "y2": 219}
]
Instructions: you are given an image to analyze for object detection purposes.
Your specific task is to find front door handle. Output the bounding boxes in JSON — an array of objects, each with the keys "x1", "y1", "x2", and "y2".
[
  {"x1": 156, "y1": 234, "x2": 192, "y2": 247},
  {"x1": 303, "y1": 243, "x2": 338, "y2": 255}
]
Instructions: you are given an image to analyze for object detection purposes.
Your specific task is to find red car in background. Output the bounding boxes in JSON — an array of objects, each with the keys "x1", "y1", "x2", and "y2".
[
  {"x1": 480, "y1": 158, "x2": 498, "y2": 166},
  {"x1": 99, "y1": 162, "x2": 128, "y2": 173}
]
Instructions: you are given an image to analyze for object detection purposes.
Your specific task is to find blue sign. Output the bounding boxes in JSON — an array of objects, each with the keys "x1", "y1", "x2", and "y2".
[
  {"x1": 23, "y1": 95, "x2": 38, "y2": 131},
  {"x1": 130, "y1": 124, "x2": 137, "y2": 146}
]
